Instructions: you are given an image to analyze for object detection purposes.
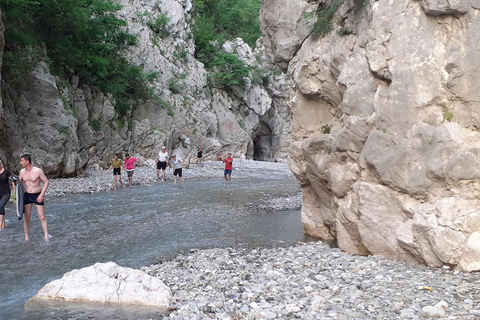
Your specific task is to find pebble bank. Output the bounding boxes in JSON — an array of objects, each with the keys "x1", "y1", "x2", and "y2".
[
  {"x1": 46, "y1": 160, "x2": 292, "y2": 197},
  {"x1": 143, "y1": 242, "x2": 480, "y2": 319},
  {"x1": 45, "y1": 160, "x2": 480, "y2": 319}
]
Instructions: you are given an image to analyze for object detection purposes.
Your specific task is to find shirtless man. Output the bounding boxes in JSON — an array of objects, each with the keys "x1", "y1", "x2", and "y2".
[{"x1": 19, "y1": 154, "x2": 50, "y2": 241}]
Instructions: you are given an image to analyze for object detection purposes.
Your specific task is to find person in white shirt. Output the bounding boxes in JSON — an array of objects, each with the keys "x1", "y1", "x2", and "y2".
[
  {"x1": 156, "y1": 146, "x2": 169, "y2": 182},
  {"x1": 171, "y1": 155, "x2": 184, "y2": 184}
]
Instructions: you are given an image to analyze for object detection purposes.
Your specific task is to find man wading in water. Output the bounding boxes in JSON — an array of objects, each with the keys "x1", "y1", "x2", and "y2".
[{"x1": 19, "y1": 154, "x2": 50, "y2": 241}]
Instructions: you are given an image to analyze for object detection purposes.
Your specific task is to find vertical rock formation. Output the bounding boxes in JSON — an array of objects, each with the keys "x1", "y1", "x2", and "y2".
[
  {"x1": 0, "y1": 0, "x2": 290, "y2": 175},
  {"x1": 261, "y1": 0, "x2": 480, "y2": 271}
]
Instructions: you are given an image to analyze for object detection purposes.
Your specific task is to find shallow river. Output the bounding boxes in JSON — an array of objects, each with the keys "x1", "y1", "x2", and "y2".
[{"x1": 0, "y1": 176, "x2": 312, "y2": 319}]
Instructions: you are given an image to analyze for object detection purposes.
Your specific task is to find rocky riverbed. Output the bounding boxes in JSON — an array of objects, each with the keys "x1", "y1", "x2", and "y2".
[
  {"x1": 39, "y1": 160, "x2": 480, "y2": 319},
  {"x1": 46, "y1": 160, "x2": 293, "y2": 197},
  {"x1": 143, "y1": 242, "x2": 480, "y2": 320}
]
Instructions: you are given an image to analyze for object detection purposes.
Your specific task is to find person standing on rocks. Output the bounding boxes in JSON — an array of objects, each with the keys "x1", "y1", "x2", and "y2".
[
  {"x1": 223, "y1": 153, "x2": 233, "y2": 182},
  {"x1": 196, "y1": 147, "x2": 203, "y2": 165},
  {"x1": 156, "y1": 146, "x2": 169, "y2": 182},
  {"x1": 109, "y1": 153, "x2": 124, "y2": 190},
  {"x1": 0, "y1": 160, "x2": 15, "y2": 230},
  {"x1": 19, "y1": 154, "x2": 50, "y2": 241},
  {"x1": 171, "y1": 155, "x2": 184, "y2": 185},
  {"x1": 123, "y1": 153, "x2": 138, "y2": 187}
]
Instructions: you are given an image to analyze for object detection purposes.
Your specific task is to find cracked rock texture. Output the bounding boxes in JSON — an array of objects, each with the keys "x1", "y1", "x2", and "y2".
[
  {"x1": 30, "y1": 262, "x2": 171, "y2": 307},
  {"x1": 260, "y1": 0, "x2": 480, "y2": 271},
  {"x1": 0, "y1": 0, "x2": 290, "y2": 177}
]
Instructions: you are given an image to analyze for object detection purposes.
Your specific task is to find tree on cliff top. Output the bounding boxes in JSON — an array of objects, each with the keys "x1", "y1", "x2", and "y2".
[
  {"x1": 1, "y1": 0, "x2": 156, "y2": 116},
  {"x1": 192, "y1": 0, "x2": 261, "y2": 89}
]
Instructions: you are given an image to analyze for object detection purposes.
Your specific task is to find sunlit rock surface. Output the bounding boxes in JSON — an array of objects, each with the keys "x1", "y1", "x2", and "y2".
[
  {"x1": 261, "y1": 0, "x2": 480, "y2": 271},
  {"x1": 31, "y1": 262, "x2": 171, "y2": 307}
]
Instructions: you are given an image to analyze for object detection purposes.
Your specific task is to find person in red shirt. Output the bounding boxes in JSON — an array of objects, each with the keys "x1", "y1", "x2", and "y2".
[
  {"x1": 223, "y1": 153, "x2": 233, "y2": 182},
  {"x1": 123, "y1": 153, "x2": 138, "y2": 187}
]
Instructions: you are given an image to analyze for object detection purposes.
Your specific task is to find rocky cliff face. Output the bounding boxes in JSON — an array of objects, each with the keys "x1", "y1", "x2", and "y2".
[
  {"x1": 261, "y1": 0, "x2": 480, "y2": 271},
  {"x1": 0, "y1": 0, "x2": 290, "y2": 176}
]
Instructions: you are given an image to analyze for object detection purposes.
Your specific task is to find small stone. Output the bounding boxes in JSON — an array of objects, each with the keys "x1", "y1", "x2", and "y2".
[{"x1": 421, "y1": 306, "x2": 446, "y2": 318}]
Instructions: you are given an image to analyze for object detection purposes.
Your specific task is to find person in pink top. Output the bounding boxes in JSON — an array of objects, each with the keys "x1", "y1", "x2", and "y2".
[{"x1": 123, "y1": 153, "x2": 138, "y2": 187}]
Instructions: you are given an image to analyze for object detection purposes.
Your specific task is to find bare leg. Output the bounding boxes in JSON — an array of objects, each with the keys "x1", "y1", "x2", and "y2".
[
  {"x1": 36, "y1": 205, "x2": 49, "y2": 241},
  {"x1": 128, "y1": 176, "x2": 132, "y2": 187},
  {"x1": 173, "y1": 175, "x2": 177, "y2": 184},
  {"x1": 180, "y1": 176, "x2": 184, "y2": 184},
  {"x1": 113, "y1": 175, "x2": 117, "y2": 190},
  {"x1": 228, "y1": 175, "x2": 231, "y2": 182},
  {"x1": 156, "y1": 169, "x2": 160, "y2": 180},
  {"x1": 162, "y1": 169, "x2": 166, "y2": 182},
  {"x1": 24, "y1": 204, "x2": 33, "y2": 241},
  {"x1": 0, "y1": 194, "x2": 9, "y2": 229},
  {"x1": 224, "y1": 175, "x2": 228, "y2": 181},
  {"x1": 119, "y1": 177, "x2": 124, "y2": 187}
]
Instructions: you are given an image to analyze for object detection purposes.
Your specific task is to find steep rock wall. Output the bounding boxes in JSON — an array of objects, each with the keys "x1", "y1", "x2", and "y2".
[
  {"x1": 261, "y1": 0, "x2": 480, "y2": 271},
  {"x1": 0, "y1": 0, "x2": 290, "y2": 175}
]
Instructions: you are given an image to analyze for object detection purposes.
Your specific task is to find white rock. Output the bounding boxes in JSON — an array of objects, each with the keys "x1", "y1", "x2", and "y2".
[{"x1": 31, "y1": 262, "x2": 171, "y2": 307}]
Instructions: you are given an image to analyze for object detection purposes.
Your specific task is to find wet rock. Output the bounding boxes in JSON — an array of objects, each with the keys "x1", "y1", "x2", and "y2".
[{"x1": 31, "y1": 262, "x2": 171, "y2": 307}]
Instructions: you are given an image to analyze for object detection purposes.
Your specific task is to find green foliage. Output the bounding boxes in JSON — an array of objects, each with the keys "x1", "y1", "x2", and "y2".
[
  {"x1": 58, "y1": 126, "x2": 70, "y2": 135},
  {"x1": 154, "y1": 96, "x2": 170, "y2": 109},
  {"x1": 179, "y1": 136, "x2": 188, "y2": 148},
  {"x1": 115, "y1": 119, "x2": 125, "y2": 129},
  {"x1": 250, "y1": 65, "x2": 270, "y2": 86},
  {"x1": 168, "y1": 75, "x2": 184, "y2": 94},
  {"x1": 338, "y1": 27, "x2": 352, "y2": 36},
  {"x1": 238, "y1": 120, "x2": 245, "y2": 129},
  {"x1": 1, "y1": 0, "x2": 152, "y2": 117},
  {"x1": 443, "y1": 109, "x2": 454, "y2": 122},
  {"x1": 147, "y1": 14, "x2": 170, "y2": 37},
  {"x1": 208, "y1": 52, "x2": 249, "y2": 89},
  {"x1": 193, "y1": 0, "x2": 261, "y2": 51},
  {"x1": 322, "y1": 124, "x2": 331, "y2": 134},
  {"x1": 312, "y1": 0, "x2": 345, "y2": 40},
  {"x1": 173, "y1": 44, "x2": 189, "y2": 62},
  {"x1": 192, "y1": 0, "x2": 261, "y2": 89},
  {"x1": 2, "y1": 46, "x2": 42, "y2": 85},
  {"x1": 167, "y1": 107, "x2": 175, "y2": 117},
  {"x1": 89, "y1": 119, "x2": 101, "y2": 132}
]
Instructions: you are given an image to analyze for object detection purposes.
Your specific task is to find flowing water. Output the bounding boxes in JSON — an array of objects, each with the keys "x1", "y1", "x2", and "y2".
[{"x1": 0, "y1": 176, "x2": 313, "y2": 319}]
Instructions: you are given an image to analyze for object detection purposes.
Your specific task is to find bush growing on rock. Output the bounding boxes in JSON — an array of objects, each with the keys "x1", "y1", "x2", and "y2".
[{"x1": 1, "y1": 0, "x2": 156, "y2": 117}]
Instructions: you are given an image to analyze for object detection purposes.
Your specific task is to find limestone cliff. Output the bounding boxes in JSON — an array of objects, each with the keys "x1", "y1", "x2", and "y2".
[
  {"x1": 0, "y1": 0, "x2": 290, "y2": 176},
  {"x1": 261, "y1": 0, "x2": 480, "y2": 271}
]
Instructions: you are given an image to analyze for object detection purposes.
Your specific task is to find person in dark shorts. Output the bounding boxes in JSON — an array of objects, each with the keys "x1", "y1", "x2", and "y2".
[
  {"x1": 171, "y1": 155, "x2": 184, "y2": 184},
  {"x1": 109, "y1": 153, "x2": 124, "y2": 190},
  {"x1": 0, "y1": 160, "x2": 15, "y2": 230},
  {"x1": 196, "y1": 147, "x2": 203, "y2": 165},
  {"x1": 223, "y1": 153, "x2": 233, "y2": 182},
  {"x1": 19, "y1": 154, "x2": 50, "y2": 241},
  {"x1": 156, "y1": 146, "x2": 169, "y2": 182}
]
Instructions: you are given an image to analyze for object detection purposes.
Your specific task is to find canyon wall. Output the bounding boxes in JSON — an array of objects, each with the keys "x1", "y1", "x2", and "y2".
[
  {"x1": 0, "y1": 0, "x2": 290, "y2": 176},
  {"x1": 261, "y1": 0, "x2": 480, "y2": 271}
]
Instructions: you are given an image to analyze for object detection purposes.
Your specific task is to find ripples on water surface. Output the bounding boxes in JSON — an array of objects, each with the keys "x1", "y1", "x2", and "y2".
[{"x1": 0, "y1": 176, "x2": 312, "y2": 319}]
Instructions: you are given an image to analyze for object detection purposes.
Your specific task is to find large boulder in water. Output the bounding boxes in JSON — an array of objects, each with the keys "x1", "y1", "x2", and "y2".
[{"x1": 30, "y1": 262, "x2": 171, "y2": 307}]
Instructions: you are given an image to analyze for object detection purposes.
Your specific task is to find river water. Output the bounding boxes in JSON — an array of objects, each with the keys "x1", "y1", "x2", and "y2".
[{"x1": 0, "y1": 176, "x2": 312, "y2": 319}]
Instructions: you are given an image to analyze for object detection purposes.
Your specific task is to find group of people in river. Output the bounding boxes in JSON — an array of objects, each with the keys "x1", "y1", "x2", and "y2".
[
  {"x1": 0, "y1": 154, "x2": 50, "y2": 242},
  {"x1": 0, "y1": 148, "x2": 233, "y2": 241},
  {"x1": 109, "y1": 147, "x2": 233, "y2": 187}
]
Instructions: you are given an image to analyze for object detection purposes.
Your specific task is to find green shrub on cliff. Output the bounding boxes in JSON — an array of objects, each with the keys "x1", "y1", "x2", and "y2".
[
  {"x1": 208, "y1": 52, "x2": 250, "y2": 89},
  {"x1": 192, "y1": 0, "x2": 261, "y2": 89},
  {"x1": 312, "y1": 0, "x2": 345, "y2": 40},
  {"x1": 1, "y1": 0, "x2": 155, "y2": 117}
]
